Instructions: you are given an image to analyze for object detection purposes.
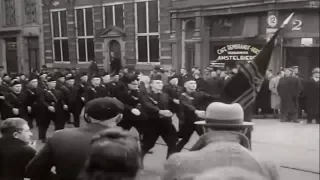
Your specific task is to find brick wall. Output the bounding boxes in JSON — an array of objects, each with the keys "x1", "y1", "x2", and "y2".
[
  {"x1": 42, "y1": 0, "x2": 172, "y2": 70},
  {"x1": 123, "y1": 2, "x2": 136, "y2": 65},
  {"x1": 42, "y1": 4, "x2": 53, "y2": 64}
]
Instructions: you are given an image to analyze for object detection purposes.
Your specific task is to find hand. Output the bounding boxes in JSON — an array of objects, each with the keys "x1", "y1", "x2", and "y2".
[
  {"x1": 27, "y1": 106, "x2": 32, "y2": 113},
  {"x1": 195, "y1": 110, "x2": 206, "y2": 119},
  {"x1": 81, "y1": 97, "x2": 85, "y2": 102},
  {"x1": 48, "y1": 106, "x2": 55, "y2": 112},
  {"x1": 12, "y1": 108, "x2": 19, "y2": 115},
  {"x1": 63, "y1": 105, "x2": 68, "y2": 110},
  {"x1": 159, "y1": 110, "x2": 173, "y2": 117},
  {"x1": 28, "y1": 140, "x2": 37, "y2": 150},
  {"x1": 131, "y1": 108, "x2": 141, "y2": 116},
  {"x1": 0, "y1": 96, "x2": 4, "y2": 100},
  {"x1": 173, "y1": 99, "x2": 180, "y2": 104}
]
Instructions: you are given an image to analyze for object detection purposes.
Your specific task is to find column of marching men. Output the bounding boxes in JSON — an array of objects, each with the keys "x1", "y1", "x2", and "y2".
[{"x1": 0, "y1": 67, "x2": 221, "y2": 154}]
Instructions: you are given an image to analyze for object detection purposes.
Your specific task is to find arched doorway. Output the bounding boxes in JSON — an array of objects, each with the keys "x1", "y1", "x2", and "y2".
[{"x1": 109, "y1": 40, "x2": 122, "y2": 73}]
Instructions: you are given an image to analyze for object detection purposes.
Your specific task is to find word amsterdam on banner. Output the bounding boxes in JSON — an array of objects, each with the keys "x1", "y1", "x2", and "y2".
[{"x1": 215, "y1": 44, "x2": 261, "y2": 61}]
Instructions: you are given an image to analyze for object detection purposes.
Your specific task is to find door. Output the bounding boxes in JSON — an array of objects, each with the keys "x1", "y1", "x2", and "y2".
[
  {"x1": 5, "y1": 38, "x2": 18, "y2": 73},
  {"x1": 185, "y1": 43, "x2": 195, "y2": 72},
  {"x1": 28, "y1": 37, "x2": 39, "y2": 72},
  {"x1": 109, "y1": 40, "x2": 122, "y2": 69}
]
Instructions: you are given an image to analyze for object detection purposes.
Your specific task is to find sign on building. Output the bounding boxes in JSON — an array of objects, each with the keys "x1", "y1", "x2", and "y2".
[{"x1": 215, "y1": 44, "x2": 260, "y2": 61}]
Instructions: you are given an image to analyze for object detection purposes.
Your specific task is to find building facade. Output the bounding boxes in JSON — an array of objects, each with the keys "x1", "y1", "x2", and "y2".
[
  {"x1": 0, "y1": 0, "x2": 44, "y2": 74},
  {"x1": 169, "y1": 0, "x2": 320, "y2": 78},
  {"x1": 42, "y1": 0, "x2": 172, "y2": 71}
]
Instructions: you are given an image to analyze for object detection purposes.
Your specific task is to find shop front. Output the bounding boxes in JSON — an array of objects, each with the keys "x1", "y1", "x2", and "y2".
[{"x1": 281, "y1": 10, "x2": 320, "y2": 78}]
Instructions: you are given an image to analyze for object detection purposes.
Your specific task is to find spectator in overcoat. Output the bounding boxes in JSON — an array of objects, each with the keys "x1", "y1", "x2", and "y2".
[
  {"x1": 25, "y1": 97, "x2": 124, "y2": 180},
  {"x1": 162, "y1": 102, "x2": 279, "y2": 180},
  {"x1": 269, "y1": 71, "x2": 283, "y2": 117},
  {"x1": 304, "y1": 67, "x2": 319, "y2": 124},
  {"x1": 78, "y1": 129, "x2": 142, "y2": 180}
]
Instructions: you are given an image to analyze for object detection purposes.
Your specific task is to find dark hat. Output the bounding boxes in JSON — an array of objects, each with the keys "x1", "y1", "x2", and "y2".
[
  {"x1": 40, "y1": 72, "x2": 48, "y2": 76},
  {"x1": 47, "y1": 76, "x2": 56, "y2": 82},
  {"x1": 184, "y1": 76, "x2": 196, "y2": 84},
  {"x1": 28, "y1": 74, "x2": 38, "y2": 81},
  {"x1": 10, "y1": 79, "x2": 21, "y2": 86},
  {"x1": 168, "y1": 74, "x2": 179, "y2": 81},
  {"x1": 80, "y1": 72, "x2": 88, "y2": 77},
  {"x1": 291, "y1": 66, "x2": 299, "y2": 69},
  {"x1": 154, "y1": 66, "x2": 161, "y2": 71},
  {"x1": 102, "y1": 71, "x2": 109, "y2": 76},
  {"x1": 2, "y1": 73, "x2": 10, "y2": 78},
  {"x1": 91, "y1": 74, "x2": 101, "y2": 79},
  {"x1": 66, "y1": 75, "x2": 75, "y2": 81},
  {"x1": 150, "y1": 74, "x2": 162, "y2": 81},
  {"x1": 54, "y1": 72, "x2": 64, "y2": 79},
  {"x1": 85, "y1": 97, "x2": 124, "y2": 121},
  {"x1": 122, "y1": 73, "x2": 139, "y2": 84}
]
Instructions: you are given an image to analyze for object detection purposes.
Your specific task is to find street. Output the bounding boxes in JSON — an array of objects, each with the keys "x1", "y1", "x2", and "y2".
[{"x1": 33, "y1": 119, "x2": 319, "y2": 180}]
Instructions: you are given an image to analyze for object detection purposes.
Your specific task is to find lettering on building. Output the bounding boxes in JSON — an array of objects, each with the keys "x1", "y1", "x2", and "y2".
[{"x1": 215, "y1": 44, "x2": 261, "y2": 61}]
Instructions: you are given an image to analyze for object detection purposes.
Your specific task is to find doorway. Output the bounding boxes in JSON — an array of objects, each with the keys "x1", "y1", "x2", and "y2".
[
  {"x1": 108, "y1": 40, "x2": 122, "y2": 72},
  {"x1": 185, "y1": 43, "x2": 195, "y2": 72},
  {"x1": 286, "y1": 47, "x2": 320, "y2": 78},
  {"x1": 28, "y1": 37, "x2": 39, "y2": 72},
  {"x1": 5, "y1": 38, "x2": 18, "y2": 73}
]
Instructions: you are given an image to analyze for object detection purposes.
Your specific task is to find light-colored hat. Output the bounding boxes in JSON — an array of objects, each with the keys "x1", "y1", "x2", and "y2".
[
  {"x1": 195, "y1": 102, "x2": 253, "y2": 127},
  {"x1": 194, "y1": 167, "x2": 267, "y2": 180},
  {"x1": 312, "y1": 67, "x2": 320, "y2": 74}
]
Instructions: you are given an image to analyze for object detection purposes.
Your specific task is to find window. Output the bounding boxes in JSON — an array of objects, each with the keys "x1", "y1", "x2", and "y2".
[
  {"x1": 103, "y1": 4, "x2": 124, "y2": 29},
  {"x1": 51, "y1": 10, "x2": 69, "y2": 62},
  {"x1": 25, "y1": 0, "x2": 37, "y2": 23},
  {"x1": 4, "y1": 0, "x2": 16, "y2": 25},
  {"x1": 135, "y1": 0, "x2": 160, "y2": 63},
  {"x1": 75, "y1": 8, "x2": 94, "y2": 62}
]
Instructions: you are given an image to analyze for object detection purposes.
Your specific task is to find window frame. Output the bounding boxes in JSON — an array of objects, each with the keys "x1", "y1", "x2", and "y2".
[
  {"x1": 50, "y1": 8, "x2": 69, "y2": 63},
  {"x1": 74, "y1": 6, "x2": 95, "y2": 64},
  {"x1": 102, "y1": 2, "x2": 125, "y2": 29},
  {"x1": 134, "y1": 0, "x2": 160, "y2": 64}
]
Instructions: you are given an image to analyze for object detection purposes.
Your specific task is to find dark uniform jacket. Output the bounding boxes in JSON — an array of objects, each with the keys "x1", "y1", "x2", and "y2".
[
  {"x1": 141, "y1": 91, "x2": 172, "y2": 119},
  {"x1": 84, "y1": 86, "x2": 102, "y2": 103},
  {"x1": 116, "y1": 88, "x2": 147, "y2": 120},
  {"x1": 24, "y1": 87, "x2": 37, "y2": 117},
  {"x1": 3, "y1": 92, "x2": 28, "y2": 120},
  {"x1": 0, "y1": 137, "x2": 36, "y2": 180},
  {"x1": 179, "y1": 91, "x2": 214, "y2": 124},
  {"x1": 25, "y1": 123, "x2": 109, "y2": 180},
  {"x1": 163, "y1": 84, "x2": 183, "y2": 114}
]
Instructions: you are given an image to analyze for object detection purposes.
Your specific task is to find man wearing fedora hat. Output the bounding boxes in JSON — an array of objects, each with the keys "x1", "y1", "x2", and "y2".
[{"x1": 162, "y1": 102, "x2": 279, "y2": 180}]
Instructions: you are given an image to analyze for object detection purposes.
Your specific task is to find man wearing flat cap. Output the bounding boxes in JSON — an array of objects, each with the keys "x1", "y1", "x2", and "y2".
[
  {"x1": 163, "y1": 102, "x2": 279, "y2": 180},
  {"x1": 26, "y1": 97, "x2": 124, "y2": 180}
]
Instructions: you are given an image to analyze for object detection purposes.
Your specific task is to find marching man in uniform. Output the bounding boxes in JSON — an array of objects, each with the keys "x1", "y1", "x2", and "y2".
[{"x1": 140, "y1": 75, "x2": 178, "y2": 160}]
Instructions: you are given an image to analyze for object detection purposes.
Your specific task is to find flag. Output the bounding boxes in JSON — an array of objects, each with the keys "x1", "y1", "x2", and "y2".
[{"x1": 222, "y1": 13, "x2": 295, "y2": 109}]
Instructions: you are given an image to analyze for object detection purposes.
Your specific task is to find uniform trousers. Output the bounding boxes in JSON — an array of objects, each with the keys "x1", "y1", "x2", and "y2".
[
  {"x1": 37, "y1": 111, "x2": 65, "y2": 140},
  {"x1": 141, "y1": 118, "x2": 178, "y2": 159},
  {"x1": 176, "y1": 122, "x2": 203, "y2": 152}
]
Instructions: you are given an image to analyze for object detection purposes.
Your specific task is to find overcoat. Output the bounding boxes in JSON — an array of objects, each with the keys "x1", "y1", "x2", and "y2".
[
  {"x1": 269, "y1": 76, "x2": 281, "y2": 109},
  {"x1": 162, "y1": 131, "x2": 279, "y2": 180}
]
